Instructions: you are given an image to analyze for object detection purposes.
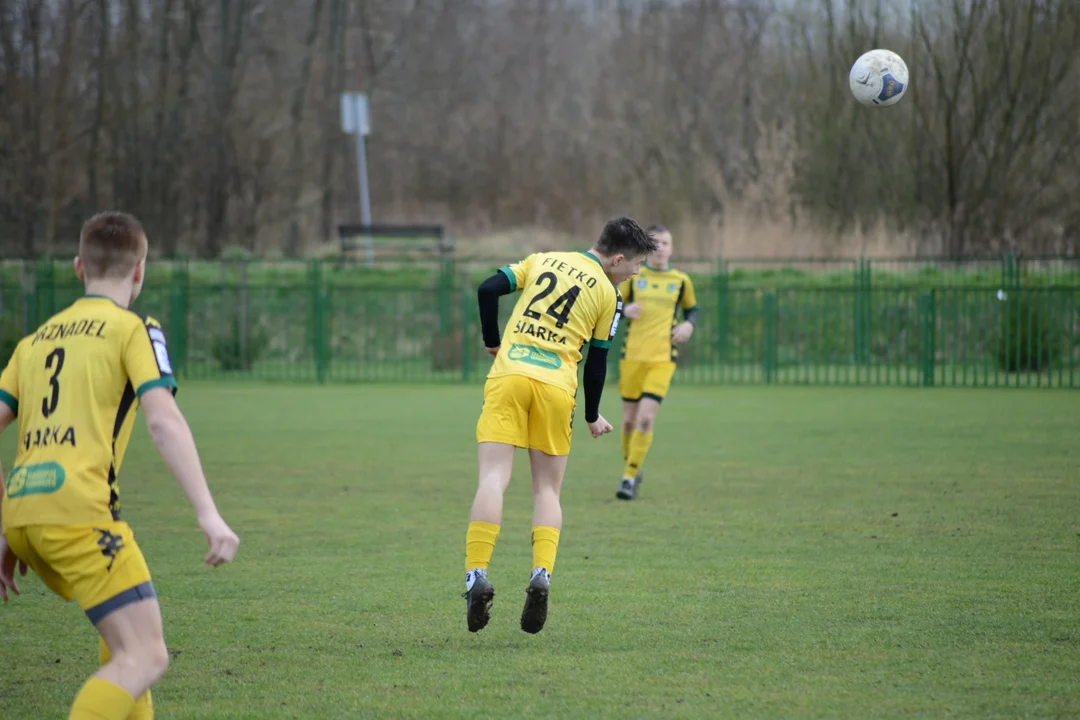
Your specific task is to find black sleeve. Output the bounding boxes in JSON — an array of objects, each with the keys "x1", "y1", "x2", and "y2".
[
  {"x1": 478, "y1": 271, "x2": 513, "y2": 348},
  {"x1": 582, "y1": 345, "x2": 608, "y2": 423},
  {"x1": 684, "y1": 306, "x2": 699, "y2": 325}
]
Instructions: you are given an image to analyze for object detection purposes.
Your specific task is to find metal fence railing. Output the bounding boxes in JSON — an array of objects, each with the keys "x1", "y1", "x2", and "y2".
[{"x1": 2, "y1": 256, "x2": 1078, "y2": 388}]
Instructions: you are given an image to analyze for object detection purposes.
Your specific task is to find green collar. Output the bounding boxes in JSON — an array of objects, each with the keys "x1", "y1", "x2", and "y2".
[{"x1": 580, "y1": 251, "x2": 602, "y2": 267}]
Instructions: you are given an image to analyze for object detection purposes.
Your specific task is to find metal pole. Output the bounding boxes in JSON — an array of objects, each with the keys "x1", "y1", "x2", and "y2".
[{"x1": 355, "y1": 132, "x2": 373, "y2": 268}]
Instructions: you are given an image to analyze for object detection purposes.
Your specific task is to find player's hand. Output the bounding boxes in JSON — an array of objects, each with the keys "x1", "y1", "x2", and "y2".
[
  {"x1": 587, "y1": 415, "x2": 613, "y2": 438},
  {"x1": 671, "y1": 321, "x2": 694, "y2": 344},
  {"x1": 197, "y1": 513, "x2": 240, "y2": 568},
  {"x1": 0, "y1": 536, "x2": 27, "y2": 603},
  {"x1": 485, "y1": 346, "x2": 499, "y2": 358},
  {"x1": 623, "y1": 303, "x2": 642, "y2": 319}
]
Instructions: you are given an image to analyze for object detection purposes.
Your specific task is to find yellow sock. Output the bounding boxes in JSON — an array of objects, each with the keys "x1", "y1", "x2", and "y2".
[
  {"x1": 98, "y1": 638, "x2": 153, "y2": 719},
  {"x1": 623, "y1": 430, "x2": 654, "y2": 479},
  {"x1": 621, "y1": 430, "x2": 632, "y2": 461},
  {"x1": 531, "y1": 526, "x2": 561, "y2": 575},
  {"x1": 465, "y1": 521, "x2": 500, "y2": 572},
  {"x1": 69, "y1": 677, "x2": 135, "y2": 720},
  {"x1": 128, "y1": 691, "x2": 153, "y2": 720}
]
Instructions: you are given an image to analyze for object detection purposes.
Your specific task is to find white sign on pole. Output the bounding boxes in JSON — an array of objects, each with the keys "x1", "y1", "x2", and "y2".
[
  {"x1": 340, "y1": 92, "x2": 370, "y2": 136},
  {"x1": 339, "y1": 92, "x2": 374, "y2": 266}
]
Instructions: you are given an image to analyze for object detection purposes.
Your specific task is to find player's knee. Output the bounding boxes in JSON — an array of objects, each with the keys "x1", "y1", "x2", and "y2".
[
  {"x1": 636, "y1": 415, "x2": 655, "y2": 433},
  {"x1": 107, "y1": 641, "x2": 168, "y2": 687},
  {"x1": 136, "y1": 640, "x2": 170, "y2": 683},
  {"x1": 622, "y1": 419, "x2": 635, "y2": 435},
  {"x1": 532, "y1": 481, "x2": 560, "y2": 498}
]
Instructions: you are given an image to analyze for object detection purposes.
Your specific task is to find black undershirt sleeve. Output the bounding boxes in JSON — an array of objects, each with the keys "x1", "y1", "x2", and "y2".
[
  {"x1": 684, "y1": 306, "x2": 699, "y2": 325},
  {"x1": 477, "y1": 272, "x2": 512, "y2": 348},
  {"x1": 581, "y1": 346, "x2": 608, "y2": 423}
]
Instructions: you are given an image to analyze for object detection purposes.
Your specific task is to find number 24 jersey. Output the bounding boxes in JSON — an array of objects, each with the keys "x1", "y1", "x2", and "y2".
[{"x1": 486, "y1": 251, "x2": 622, "y2": 396}]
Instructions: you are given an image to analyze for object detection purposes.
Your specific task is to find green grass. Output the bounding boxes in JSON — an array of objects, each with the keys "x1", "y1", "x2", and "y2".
[{"x1": 2, "y1": 384, "x2": 1079, "y2": 718}]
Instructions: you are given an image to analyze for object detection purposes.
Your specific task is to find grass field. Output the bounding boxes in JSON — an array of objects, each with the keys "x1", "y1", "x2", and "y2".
[{"x1": 2, "y1": 383, "x2": 1079, "y2": 719}]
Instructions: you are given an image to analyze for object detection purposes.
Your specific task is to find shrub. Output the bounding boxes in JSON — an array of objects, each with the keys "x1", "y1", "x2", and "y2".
[
  {"x1": 1, "y1": 311, "x2": 25, "y2": 366},
  {"x1": 995, "y1": 290, "x2": 1059, "y2": 372},
  {"x1": 211, "y1": 311, "x2": 269, "y2": 371}
]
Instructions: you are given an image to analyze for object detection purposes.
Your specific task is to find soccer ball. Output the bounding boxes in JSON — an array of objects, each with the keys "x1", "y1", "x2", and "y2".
[{"x1": 849, "y1": 49, "x2": 909, "y2": 107}]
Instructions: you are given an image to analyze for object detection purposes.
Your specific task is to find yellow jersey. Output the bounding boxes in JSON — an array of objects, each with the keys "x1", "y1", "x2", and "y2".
[
  {"x1": 618, "y1": 265, "x2": 698, "y2": 363},
  {"x1": 0, "y1": 295, "x2": 177, "y2": 529},
  {"x1": 488, "y1": 251, "x2": 622, "y2": 396}
]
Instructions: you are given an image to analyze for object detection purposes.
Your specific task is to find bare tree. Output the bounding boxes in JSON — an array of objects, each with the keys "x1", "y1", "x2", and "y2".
[{"x1": 0, "y1": 0, "x2": 1076, "y2": 259}]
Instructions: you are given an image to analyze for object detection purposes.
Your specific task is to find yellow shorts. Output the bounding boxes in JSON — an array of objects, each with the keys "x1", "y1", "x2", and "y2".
[
  {"x1": 476, "y1": 374, "x2": 576, "y2": 456},
  {"x1": 4, "y1": 521, "x2": 156, "y2": 625},
  {"x1": 619, "y1": 360, "x2": 677, "y2": 402}
]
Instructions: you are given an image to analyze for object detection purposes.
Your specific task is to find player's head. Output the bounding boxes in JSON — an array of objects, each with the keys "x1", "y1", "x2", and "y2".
[
  {"x1": 593, "y1": 216, "x2": 658, "y2": 284},
  {"x1": 75, "y1": 212, "x2": 148, "y2": 302},
  {"x1": 646, "y1": 224, "x2": 673, "y2": 267}
]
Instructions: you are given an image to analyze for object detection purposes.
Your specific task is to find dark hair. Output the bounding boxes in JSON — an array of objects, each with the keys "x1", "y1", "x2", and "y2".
[
  {"x1": 595, "y1": 216, "x2": 658, "y2": 258},
  {"x1": 79, "y1": 211, "x2": 148, "y2": 279},
  {"x1": 646, "y1": 224, "x2": 669, "y2": 237}
]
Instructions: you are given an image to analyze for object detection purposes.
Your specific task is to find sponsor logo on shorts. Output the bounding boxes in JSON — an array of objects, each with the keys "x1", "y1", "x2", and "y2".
[
  {"x1": 94, "y1": 528, "x2": 126, "y2": 571},
  {"x1": 508, "y1": 344, "x2": 562, "y2": 369},
  {"x1": 5, "y1": 462, "x2": 65, "y2": 498}
]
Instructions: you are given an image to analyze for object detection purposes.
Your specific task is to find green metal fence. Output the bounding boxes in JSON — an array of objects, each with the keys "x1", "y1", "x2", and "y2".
[{"x1": 2, "y1": 256, "x2": 1078, "y2": 388}]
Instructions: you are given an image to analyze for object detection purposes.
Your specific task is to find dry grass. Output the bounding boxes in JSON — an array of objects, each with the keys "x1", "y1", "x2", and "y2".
[{"x1": 454, "y1": 209, "x2": 926, "y2": 264}]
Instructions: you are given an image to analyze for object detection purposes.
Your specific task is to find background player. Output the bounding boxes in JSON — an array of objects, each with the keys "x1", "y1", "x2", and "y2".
[
  {"x1": 0, "y1": 212, "x2": 239, "y2": 720},
  {"x1": 464, "y1": 217, "x2": 656, "y2": 635},
  {"x1": 615, "y1": 225, "x2": 698, "y2": 500}
]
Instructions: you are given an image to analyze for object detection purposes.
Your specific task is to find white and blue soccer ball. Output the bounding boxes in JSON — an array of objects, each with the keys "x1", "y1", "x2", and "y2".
[{"x1": 849, "y1": 49, "x2": 909, "y2": 107}]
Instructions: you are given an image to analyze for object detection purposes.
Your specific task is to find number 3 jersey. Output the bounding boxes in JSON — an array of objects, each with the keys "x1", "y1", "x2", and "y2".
[
  {"x1": 0, "y1": 295, "x2": 177, "y2": 530},
  {"x1": 487, "y1": 251, "x2": 622, "y2": 396}
]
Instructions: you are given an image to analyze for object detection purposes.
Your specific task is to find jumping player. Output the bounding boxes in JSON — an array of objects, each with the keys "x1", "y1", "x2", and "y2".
[
  {"x1": 0, "y1": 212, "x2": 239, "y2": 720},
  {"x1": 615, "y1": 225, "x2": 698, "y2": 500},
  {"x1": 464, "y1": 216, "x2": 657, "y2": 634}
]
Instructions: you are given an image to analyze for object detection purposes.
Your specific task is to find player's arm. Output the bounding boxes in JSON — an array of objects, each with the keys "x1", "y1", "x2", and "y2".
[
  {"x1": 583, "y1": 291, "x2": 623, "y2": 435},
  {"x1": 0, "y1": 402, "x2": 12, "y2": 534},
  {"x1": 0, "y1": 342, "x2": 19, "y2": 428},
  {"x1": 681, "y1": 275, "x2": 699, "y2": 324},
  {"x1": 0, "y1": 354, "x2": 26, "y2": 601},
  {"x1": 0, "y1": 426, "x2": 26, "y2": 600},
  {"x1": 672, "y1": 276, "x2": 698, "y2": 343},
  {"x1": 478, "y1": 255, "x2": 533, "y2": 352},
  {"x1": 125, "y1": 320, "x2": 238, "y2": 567},
  {"x1": 477, "y1": 272, "x2": 513, "y2": 352},
  {"x1": 139, "y1": 389, "x2": 237, "y2": 566},
  {"x1": 581, "y1": 347, "x2": 608, "y2": 424},
  {"x1": 618, "y1": 278, "x2": 640, "y2": 319},
  {"x1": 0, "y1": 346, "x2": 19, "y2": 529}
]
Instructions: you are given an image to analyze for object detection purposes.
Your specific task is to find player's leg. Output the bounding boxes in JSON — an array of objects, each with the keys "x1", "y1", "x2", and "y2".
[
  {"x1": 520, "y1": 381, "x2": 573, "y2": 634},
  {"x1": 521, "y1": 448, "x2": 568, "y2": 634},
  {"x1": 616, "y1": 399, "x2": 641, "y2": 500},
  {"x1": 72, "y1": 596, "x2": 168, "y2": 720},
  {"x1": 617, "y1": 361, "x2": 645, "y2": 499},
  {"x1": 622, "y1": 395, "x2": 660, "y2": 491},
  {"x1": 24, "y1": 522, "x2": 165, "y2": 720},
  {"x1": 465, "y1": 442, "x2": 515, "y2": 632},
  {"x1": 97, "y1": 638, "x2": 154, "y2": 719},
  {"x1": 3, "y1": 527, "x2": 72, "y2": 602},
  {"x1": 619, "y1": 362, "x2": 676, "y2": 500},
  {"x1": 467, "y1": 375, "x2": 529, "y2": 631},
  {"x1": 618, "y1": 360, "x2": 641, "y2": 461},
  {"x1": 6, "y1": 526, "x2": 160, "y2": 719},
  {"x1": 621, "y1": 400, "x2": 639, "y2": 465}
]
